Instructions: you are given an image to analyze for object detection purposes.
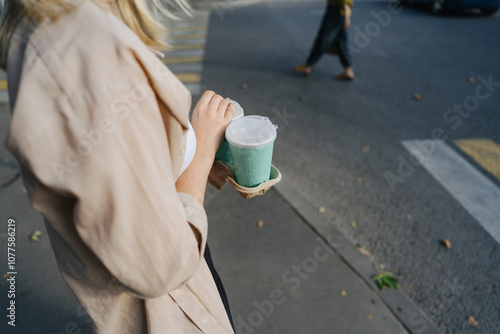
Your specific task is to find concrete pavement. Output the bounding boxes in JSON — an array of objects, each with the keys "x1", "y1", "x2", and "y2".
[{"x1": 205, "y1": 178, "x2": 440, "y2": 334}]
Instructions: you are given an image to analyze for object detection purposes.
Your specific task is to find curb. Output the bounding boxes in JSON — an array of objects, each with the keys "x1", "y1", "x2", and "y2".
[{"x1": 273, "y1": 179, "x2": 442, "y2": 334}]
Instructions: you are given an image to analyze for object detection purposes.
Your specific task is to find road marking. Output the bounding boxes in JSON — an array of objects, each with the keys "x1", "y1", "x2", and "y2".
[
  {"x1": 0, "y1": 71, "x2": 8, "y2": 102},
  {"x1": 169, "y1": 26, "x2": 207, "y2": 32},
  {"x1": 172, "y1": 19, "x2": 208, "y2": 25},
  {"x1": 163, "y1": 56, "x2": 204, "y2": 64},
  {"x1": 164, "y1": 21, "x2": 208, "y2": 29},
  {"x1": 170, "y1": 34, "x2": 207, "y2": 40},
  {"x1": 174, "y1": 73, "x2": 201, "y2": 83},
  {"x1": 183, "y1": 83, "x2": 201, "y2": 95},
  {"x1": 169, "y1": 38, "x2": 206, "y2": 45},
  {"x1": 162, "y1": 12, "x2": 209, "y2": 95},
  {"x1": 402, "y1": 140, "x2": 500, "y2": 245},
  {"x1": 0, "y1": 13, "x2": 209, "y2": 99},
  {"x1": 168, "y1": 44, "x2": 205, "y2": 51},
  {"x1": 164, "y1": 50, "x2": 205, "y2": 58},
  {"x1": 454, "y1": 139, "x2": 500, "y2": 181},
  {"x1": 167, "y1": 63, "x2": 203, "y2": 73}
]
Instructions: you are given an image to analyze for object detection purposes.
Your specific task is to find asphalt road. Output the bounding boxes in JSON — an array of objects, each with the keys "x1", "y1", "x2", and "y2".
[{"x1": 202, "y1": 1, "x2": 500, "y2": 333}]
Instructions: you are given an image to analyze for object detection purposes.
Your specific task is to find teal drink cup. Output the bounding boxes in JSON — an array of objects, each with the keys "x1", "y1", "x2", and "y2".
[
  {"x1": 225, "y1": 116, "x2": 277, "y2": 188},
  {"x1": 215, "y1": 100, "x2": 244, "y2": 163}
]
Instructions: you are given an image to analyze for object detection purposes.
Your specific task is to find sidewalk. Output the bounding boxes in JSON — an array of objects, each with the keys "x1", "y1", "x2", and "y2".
[{"x1": 205, "y1": 178, "x2": 440, "y2": 334}]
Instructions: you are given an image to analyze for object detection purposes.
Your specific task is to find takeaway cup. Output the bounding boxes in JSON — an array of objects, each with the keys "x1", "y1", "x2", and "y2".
[
  {"x1": 215, "y1": 100, "x2": 244, "y2": 163},
  {"x1": 225, "y1": 116, "x2": 277, "y2": 188}
]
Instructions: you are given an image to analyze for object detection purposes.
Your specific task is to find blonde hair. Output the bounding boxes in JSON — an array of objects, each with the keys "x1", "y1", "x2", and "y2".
[{"x1": 0, "y1": 0, "x2": 191, "y2": 69}]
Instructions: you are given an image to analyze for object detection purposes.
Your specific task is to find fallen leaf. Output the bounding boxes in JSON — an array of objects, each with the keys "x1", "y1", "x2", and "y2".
[
  {"x1": 367, "y1": 314, "x2": 373, "y2": 319},
  {"x1": 257, "y1": 220, "x2": 263, "y2": 228},
  {"x1": 3, "y1": 273, "x2": 10, "y2": 278},
  {"x1": 29, "y1": 230, "x2": 42, "y2": 242},
  {"x1": 469, "y1": 77, "x2": 475, "y2": 84},
  {"x1": 413, "y1": 93, "x2": 423, "y2": 101},
  {"x1": 436, "y1": 263, "x2": 441, "y2": 268},
  {"x1": 241, "y1": 83, "x2": 248, "y2": 89},
  {"x1": 373, "y1": 272, "x2": 399, "y2": 290},
  {"x1": 319, "y1": 206, "x2": 326, "y2": 213},
  {"x1": 357, "y1": 244, "x2": 372, "y2": 256},
  {"x1": 407, "y1": 214, "x2": 412, "y2": 220},
  {"x1": 361, "y1": 145, "x2": 370, "y2": 152},
  {"x1": 351, "y1": 221, "x2": 356, "y2": 227},
  {"x1": 441, "y1": 239, "x2": 451, "y2": 249},
  {"x1": 467, "y1": 316, "x2": 478, "y2": 328},
  {"x1": 357, "y1": 177, "x2": 363, "y2": 182},
  {"x1": 341, "y1": 290, "x2": 346, "y2": 296}
]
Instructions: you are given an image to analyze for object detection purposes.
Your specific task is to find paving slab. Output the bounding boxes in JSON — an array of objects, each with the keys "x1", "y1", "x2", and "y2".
[{"x1": 206, "y1": 184, "x2": 410, "y2": 334}]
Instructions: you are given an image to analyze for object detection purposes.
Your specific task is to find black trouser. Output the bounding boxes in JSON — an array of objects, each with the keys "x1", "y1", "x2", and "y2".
[
  {"x1": 204, "y1": 245, "x2": 235, "y2": 330},
  {"x1": 306, "y1": 5, "x2": 352, "y2": 69}
]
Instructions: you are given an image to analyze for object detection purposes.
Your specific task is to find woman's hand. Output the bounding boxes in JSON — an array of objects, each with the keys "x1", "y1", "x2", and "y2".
[
  {"x1": 190, "y1": 90, "x2": 235, "y2": 160},
  {"x1": 176, "y1": 90, "x2": 234, "y2": 205}
]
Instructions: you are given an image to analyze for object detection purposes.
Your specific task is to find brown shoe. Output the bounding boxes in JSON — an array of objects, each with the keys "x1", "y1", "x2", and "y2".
[
  {"x1": 336, "y1": 71, "x2": 354, "y2": 81},
  {"x1": 294, "y1": 65, "x2": 311, "y2": 77}
]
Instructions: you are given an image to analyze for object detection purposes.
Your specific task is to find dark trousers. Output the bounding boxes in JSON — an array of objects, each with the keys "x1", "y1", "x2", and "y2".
[
  {"x1": 204, "y1": 245, "x2": 235, "y2": 330},
  {"x1": 306, "y1": 5, "x2": 352, "y2": 69}
]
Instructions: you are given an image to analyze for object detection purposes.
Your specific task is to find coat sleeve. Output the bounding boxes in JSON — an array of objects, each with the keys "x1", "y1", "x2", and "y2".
[{"x1": 6, "y1": 42, "x2": 207, "y2": 299}]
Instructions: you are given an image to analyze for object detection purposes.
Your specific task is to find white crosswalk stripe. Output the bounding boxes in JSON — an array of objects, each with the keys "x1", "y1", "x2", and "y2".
[
  {"x1": 403, "y1": 139, "x2": 500, "y2": 245},
  {"x1": 162, "y1": 11, "x2": 210, "y2": 95}
]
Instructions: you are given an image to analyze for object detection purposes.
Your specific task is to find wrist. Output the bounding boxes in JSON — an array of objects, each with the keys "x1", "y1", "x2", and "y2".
[{"x1": 195, "y1": 144, "x2": 217, "y2": 165}]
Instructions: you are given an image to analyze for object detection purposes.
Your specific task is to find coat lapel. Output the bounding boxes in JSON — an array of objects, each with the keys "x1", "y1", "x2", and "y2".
[{"x1": 134, "y1": 46, "x2": 191, "y2": 131}]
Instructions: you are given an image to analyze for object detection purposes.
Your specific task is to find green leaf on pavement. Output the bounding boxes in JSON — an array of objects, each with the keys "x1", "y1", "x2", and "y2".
[
  {"x1": 29, "y1": 230, "x2": 42, "y2": 242},
  {"x1": 373, "y1": 272, "x2": 399, "y2": 290}
]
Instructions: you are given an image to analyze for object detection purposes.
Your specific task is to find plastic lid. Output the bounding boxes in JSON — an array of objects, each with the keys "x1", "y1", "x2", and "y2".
[
  {"x1": 225, "y1": 116, "x2": 277, "y2": 148},
  {"x1": 230, "y1": 100, "x2": 244, "y2": 121}
]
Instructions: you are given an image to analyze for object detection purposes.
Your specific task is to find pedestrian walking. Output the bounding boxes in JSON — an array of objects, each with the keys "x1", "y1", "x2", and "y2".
[
  {"x1": 1, "y1": 0, "x2": 235, "y2": 333},
  {"x1": 295, "y1": 0, "x2": 354, "y2": 80}
]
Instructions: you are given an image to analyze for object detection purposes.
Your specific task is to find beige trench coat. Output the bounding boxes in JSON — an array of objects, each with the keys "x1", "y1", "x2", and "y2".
[{"x1": 5, "y1": 1, "x2": 234, "y2": 333}]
